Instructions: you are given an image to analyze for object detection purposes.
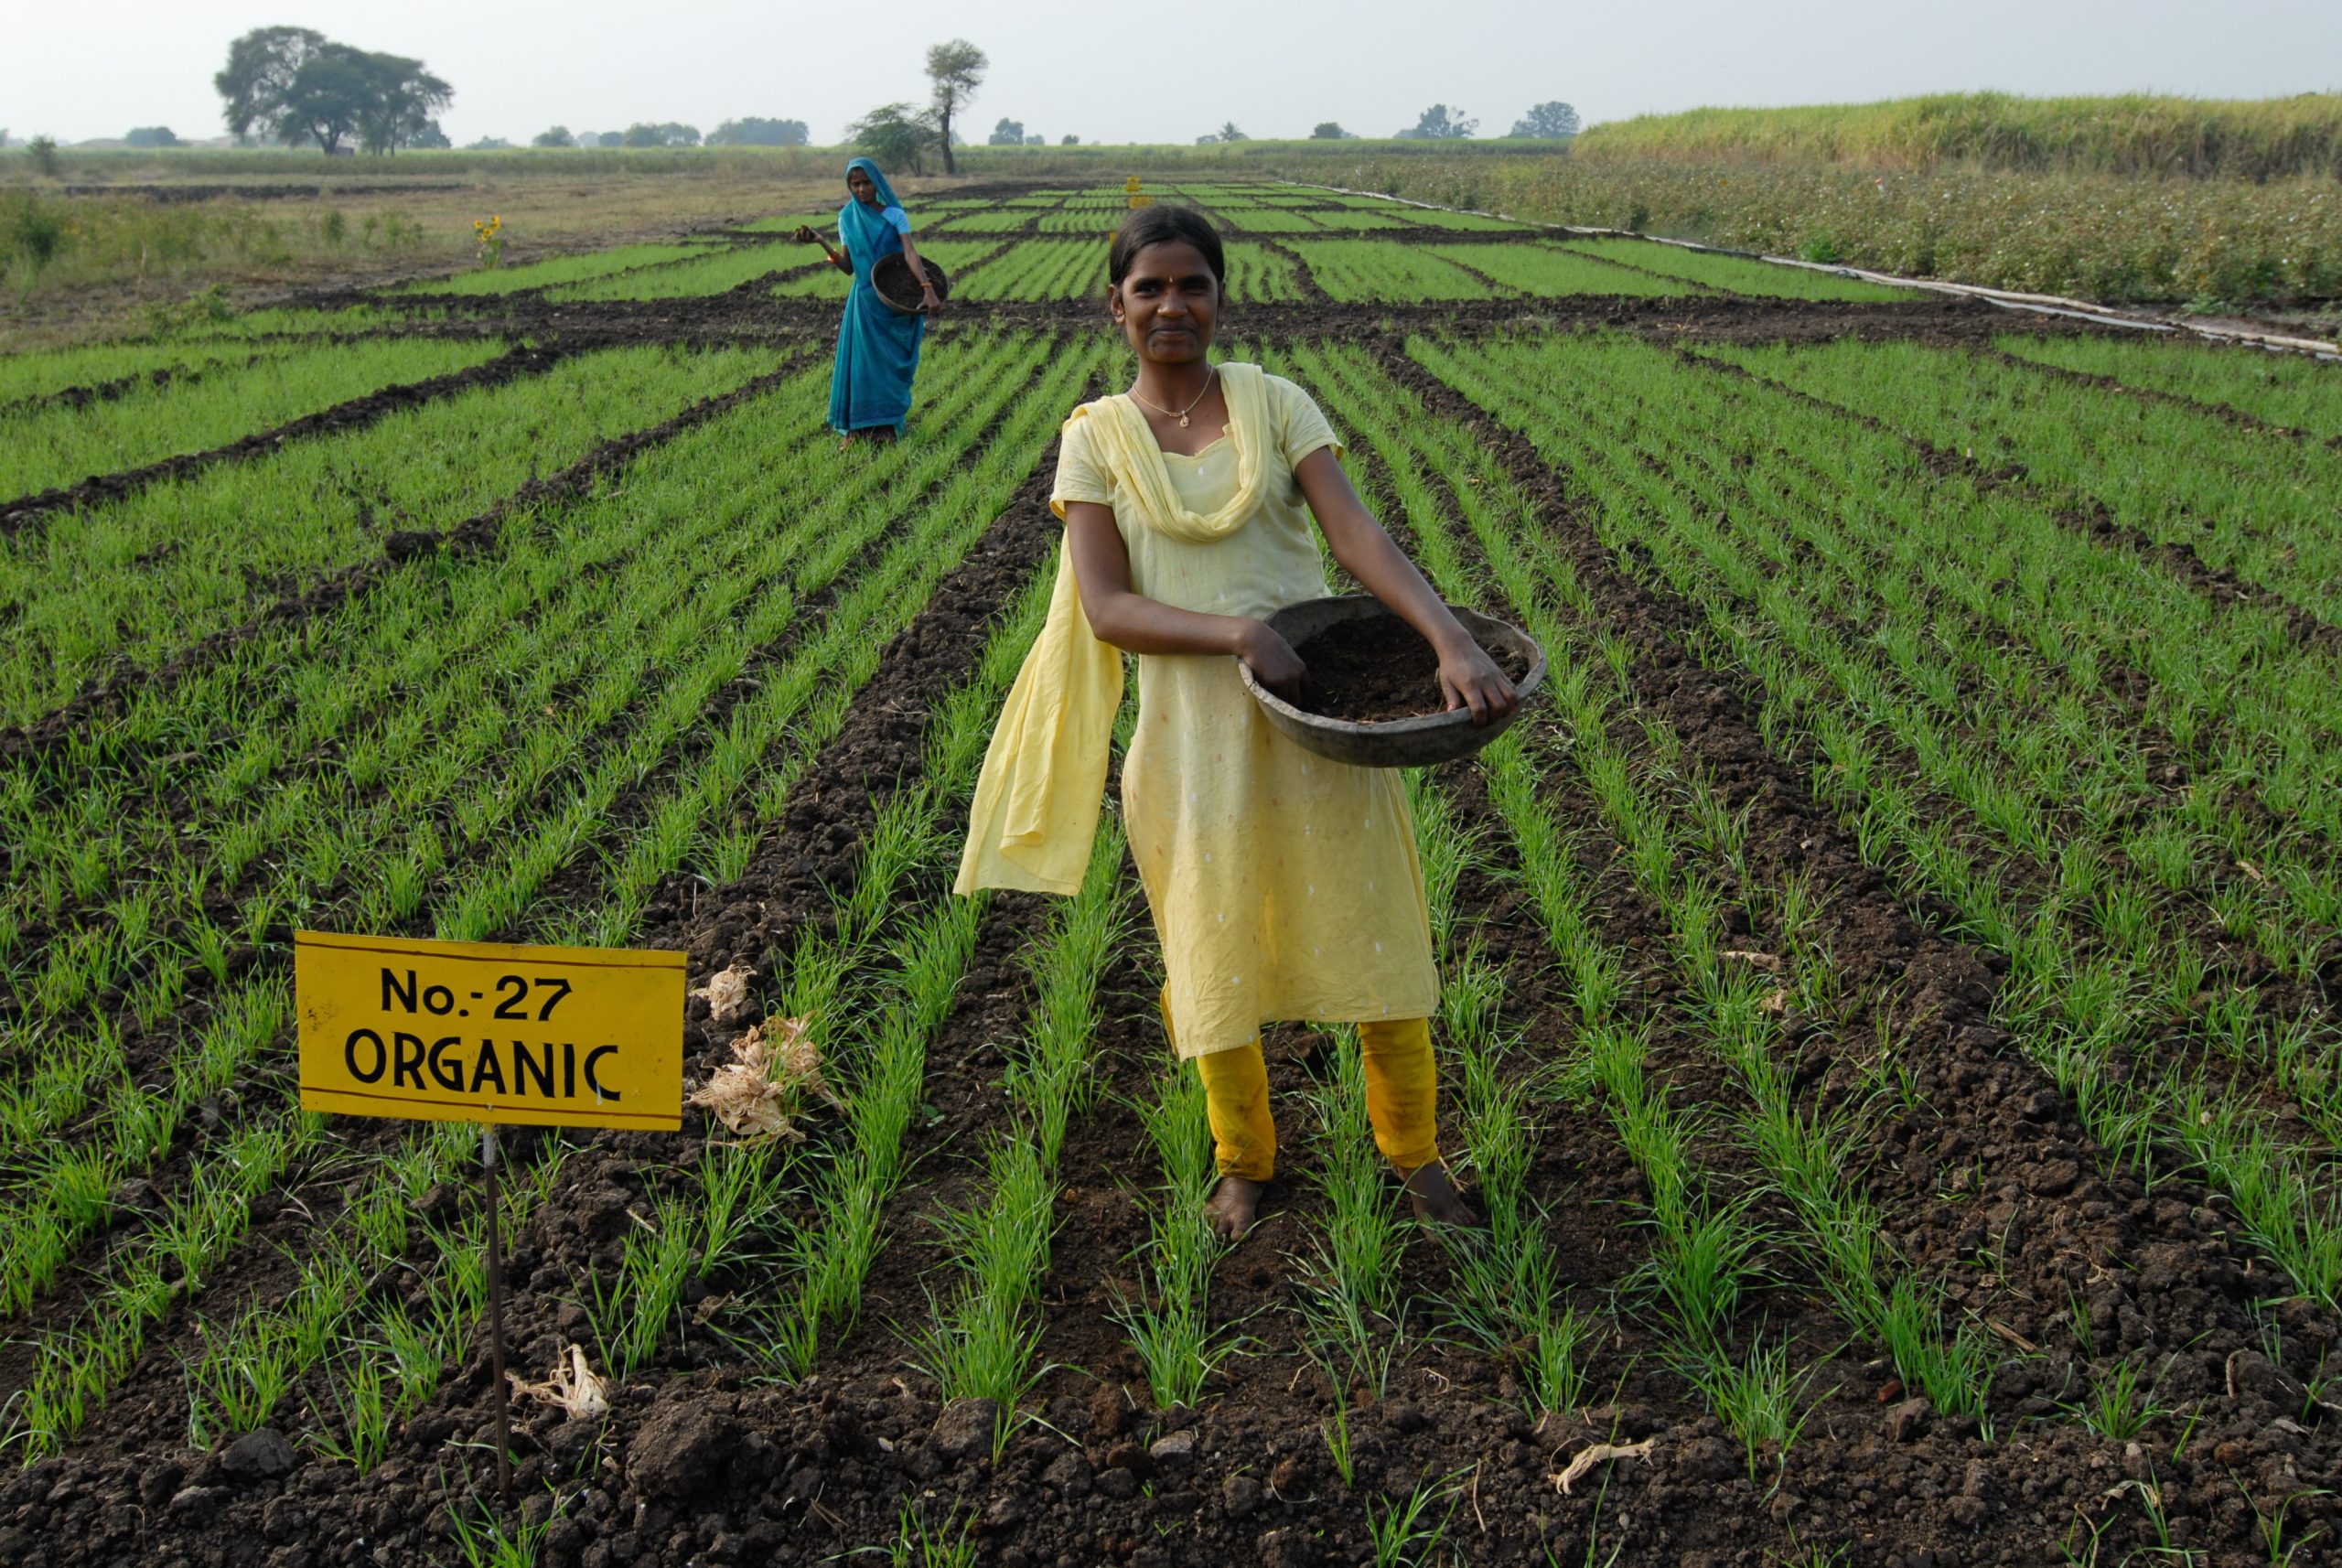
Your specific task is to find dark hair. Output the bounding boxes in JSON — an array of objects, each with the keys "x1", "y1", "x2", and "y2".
[{"x1": 1108, "y1": 204, "x2": 1226, "y2": 292}]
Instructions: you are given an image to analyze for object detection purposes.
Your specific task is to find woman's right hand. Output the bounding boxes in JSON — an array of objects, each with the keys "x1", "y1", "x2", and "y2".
[
  {"x1": 1235, "y1": 620, "x2": 1307, "y2": 703},
  {"x1": 791, "y1": 225, "x2": 818, "y2": 245}
]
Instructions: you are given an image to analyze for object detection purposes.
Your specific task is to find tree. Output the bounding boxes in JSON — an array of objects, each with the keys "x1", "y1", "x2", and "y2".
[
  {"x1": 1026, "y1": 134, "x2": 1045, "y2": 146},
  {"x1": 214, "y1": 27, "x2": 454, "y2": 156},
  {"x1": 847, "y1": 102, "x2": 937, "y2": 174},
  {"x1": 1397, "y1": 103, "x2": 1477, "y2": 140},
  {"x1": 467, "y1": 137, "x2": 511, "y2": 151},
  {"x1": 216, "y1": 27, "x2": 330, "y2": 141},
  {"x1": 1509, "y1": 101, "x2": 1580, "y2": 139},
  {"x1": 620, "y1": 122, "x2": 700, "y2": 148},
  {"x1": 407, "y1": 121, "x2": 450, "y2": 150},
  {"x1": 27, "y1": 135, "x2": 59, "y2": 177},
  {"x1": 988, "y1": 117, "x2": 1025, "y2": 146},
  {"x1": 1060, "y1": 134, "x2": 1079, "y2": 145},
  {"x1": 1311, "y1": 122, "x2": 1354, "y2": 139},
  {"x1": 924, "y1": 39, "x2": 985, "y2": 175},
  {"x1": 532, "y1": 125, "x2": 575, "y2": 148},
  {"x1": 353, "y1": 53, "x2": 452, "y2": 154},
  {"x1": 125, "y1": 126, "x2": 181, "y2": 148},
  {"x1": 707, "y1": 118, "x2": 809, "y2": 146}
]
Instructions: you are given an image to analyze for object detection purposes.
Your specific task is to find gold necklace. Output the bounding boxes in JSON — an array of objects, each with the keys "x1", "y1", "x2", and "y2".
[{"x1": 1129, "y1": 366, "x2": 1215, "y2": 429}]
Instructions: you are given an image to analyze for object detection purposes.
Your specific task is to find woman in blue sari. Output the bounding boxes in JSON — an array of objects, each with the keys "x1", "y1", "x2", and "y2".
[{"x1": 797, "y1": 158, "x2": 940, "y2": 444}]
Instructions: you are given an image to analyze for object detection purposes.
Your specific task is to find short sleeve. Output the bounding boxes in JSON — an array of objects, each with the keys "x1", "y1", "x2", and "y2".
[
  {"x1": 1272, "y1": 376, "x2": 1344, "y2": 471},
  {"x1": 884, "y1": 206, "x2": 912, "y2": 235},
  {"x1": 1049, "y1": 410, "x2": 1114, "y2": 520}
]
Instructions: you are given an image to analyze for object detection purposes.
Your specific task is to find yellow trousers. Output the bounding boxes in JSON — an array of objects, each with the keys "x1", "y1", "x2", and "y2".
[{"x1": 1184, "y1": 1014, "x2": 1440, "y2": 1182}]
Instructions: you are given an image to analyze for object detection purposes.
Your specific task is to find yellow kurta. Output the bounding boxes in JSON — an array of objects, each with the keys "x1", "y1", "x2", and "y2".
[{"x1": 982, "y1": 368, "x2": 1438, "y2": 1058}]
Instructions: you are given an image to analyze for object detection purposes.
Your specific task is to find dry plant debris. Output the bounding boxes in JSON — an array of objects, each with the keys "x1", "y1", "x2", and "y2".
[
  {"x1": 508, "y1": 1343, "x2": 610, "y2": 1420},
  {"x1": 686, "y1": 1015, "x2": 832, "y2": 1140},
  {"x1": 689, "y1": 962, "x2": 757, "y2": 1026},
  {"x1": 1550, "y1": 1437, "x2": 1656, "y2": 1495}
]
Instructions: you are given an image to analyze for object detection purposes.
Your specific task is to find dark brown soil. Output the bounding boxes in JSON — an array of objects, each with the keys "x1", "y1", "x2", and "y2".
[
  {"x1": 872, "y1": 253, "x2": 949, "y2": 312},
  {"x1": 1290, "y1": 614, "x2": 1531, "y2": 722}
]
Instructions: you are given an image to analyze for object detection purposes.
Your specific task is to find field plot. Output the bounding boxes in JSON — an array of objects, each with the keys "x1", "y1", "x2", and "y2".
[{"x1": 3, "y1": 176, "x2": 2339, "y2": 1568}]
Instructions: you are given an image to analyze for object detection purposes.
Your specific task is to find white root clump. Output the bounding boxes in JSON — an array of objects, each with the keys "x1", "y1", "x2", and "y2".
[
  {"x1": 509, "y1": 1343, "x2": 609, "y2": 1420},
  {"x1": 1550, "y1": 1437, "x2": 1655, "y2": 1495},
  {"x1": 687, "y1": 1016, "x2": 833, "y2": 1140}
]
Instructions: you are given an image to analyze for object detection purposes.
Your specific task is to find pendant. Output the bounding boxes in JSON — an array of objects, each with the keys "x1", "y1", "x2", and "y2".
[{"x1": 1178, "y1": 413, "x2": 1190, "y2": 428}]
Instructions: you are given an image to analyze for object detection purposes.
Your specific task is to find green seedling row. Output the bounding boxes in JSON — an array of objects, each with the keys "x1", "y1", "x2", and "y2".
[
  {"x1": 928, "y1": 210, "x2": 1039, "y2": 234},
  {"x1": 0, "y1": 362, "x2": 869, "y2": 1284},
  {"x1": 3, "y1": 337, "x2": 1028, "y2": 1145},
  {"x1": 0, "y1": 336, "x2": 506, "y2": 503},
  {"x1": 1309, "y1": 338, "x2": 1987, "y2": 1418},
  {"x1": 1714, "y1": 338, "x2": 2342, "y2": 624},
  {"x1": 1209, "y1": 207, "x2": 1326, "y2": 233},
  {"x1": 1415, "y1": 330, "x2": 2342, "y2": 1308},
  {"x1": 768, "y1": 240, "x2": 1004, "y2": 300},
  {"x1": 1288, "y1": 242, "x2": 1496, "y2": 303},
  {"x1": 545, "y1": 242, "x2": 811, "y2": 301},
  {"x1": 954, "y1": 242, "x2": 1111, "y2": 302},
  {"x1": 1428, "y1": 244, "x2": 1698, "y2": 299},
  {"x1": 5, "y1": 337, "x2": 1101, "y2": 1448},
  {"x1": 2, "y1": 342, "x2": 779, "y2": 728},
  {"x1": 389, "y1": 242, "x2": 710, "y2": 296},
  {"x1": 1556, "y1": 239, "x2": 1924, "y2": 303},
  {"x1": 1304, "y1": 209, "x2": 1425, "y2": 231},
  {"x1": 0, "y1": 359, "x2": 835, "y2": 1051},
  {"x1": 1993, "y1": 331, "x2": 2342, "y2": 441},
  {"x1": 0, "y1": 340, "x2": 283, "y2": 407},
  {"x1": 914, "y1": 821, "x2": 1130, "y2": 1456},
  {"x1": 1225, "y1": 243, "x2": 1304, "y2": 304}
]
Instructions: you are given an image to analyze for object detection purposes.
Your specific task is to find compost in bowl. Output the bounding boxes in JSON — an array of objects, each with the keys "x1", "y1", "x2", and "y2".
[
  {"x1": 871, "y1": 253, "x2": 951, "y2": 314},
  {"x1": 1238, "y1": 596, "x2": 1543, "y2": 768}
]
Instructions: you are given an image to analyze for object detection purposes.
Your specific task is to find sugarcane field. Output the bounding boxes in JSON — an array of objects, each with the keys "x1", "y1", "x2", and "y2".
[{"x1": 5, "y1": 18, "x2": 2342, "y2": 1568}]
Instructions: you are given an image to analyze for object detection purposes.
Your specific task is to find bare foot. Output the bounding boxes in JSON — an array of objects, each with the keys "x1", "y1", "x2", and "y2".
[
  {"x1": 1204, "y1": 1176, "x2": 1264, "y2": 1241},
  {"x1": 1400, "y1": 1163, "x2": 1483, "y2": 1227}
]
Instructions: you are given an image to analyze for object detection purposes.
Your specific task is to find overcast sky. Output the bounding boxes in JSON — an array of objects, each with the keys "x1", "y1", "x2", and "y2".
[{"x1": 8, "y1": 1, "x2": 2338, "y2": 146}]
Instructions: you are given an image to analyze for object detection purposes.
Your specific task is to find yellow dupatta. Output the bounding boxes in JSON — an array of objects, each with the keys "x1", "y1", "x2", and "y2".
[{"x1": 954, "y1": 363, "x2": 1274, "y2": 896}]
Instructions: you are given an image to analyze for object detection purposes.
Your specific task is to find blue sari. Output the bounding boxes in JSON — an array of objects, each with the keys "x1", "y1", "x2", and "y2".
[{"x1": 828, "y1": 157, "x2": 925, "y2": 435}]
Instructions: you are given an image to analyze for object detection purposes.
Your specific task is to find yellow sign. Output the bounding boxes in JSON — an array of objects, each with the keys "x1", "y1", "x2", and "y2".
[
  {"x1": 1128, "y1": 195, "x2": 1154, "y2": 209},
  {"x1": 1124, "y1": 176, "x2": 1143, "y2": 192},
  {"x1": 295, "y1": 931, "x2": 685, "y2": 1130}
]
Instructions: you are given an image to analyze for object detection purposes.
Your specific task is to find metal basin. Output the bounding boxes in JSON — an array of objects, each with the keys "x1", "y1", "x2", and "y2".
[{"x1": 1237, "y1": 596, "x2": 1544, "y2": 768}]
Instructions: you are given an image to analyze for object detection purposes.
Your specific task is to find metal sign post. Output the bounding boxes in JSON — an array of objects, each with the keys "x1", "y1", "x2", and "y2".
[{"x1": 483, "y1": 1125, "x2": 511, "y2": 1511}]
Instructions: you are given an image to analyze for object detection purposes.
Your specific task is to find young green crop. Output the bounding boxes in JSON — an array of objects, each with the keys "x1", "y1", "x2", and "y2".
[
  {"x1": 1993, "y1": 331, "x2": 2342, "y2": 441},
  {"x1": 544, "y1": 242, "x2": 807, "y2": 300},
  {"x1": 1714, "y1": 337, "x2": 2342, "y2": 624},
  {"x1": 1555, "y1": 239, "x2": 1922, "y2": 302},
  {"x1": 0, "y1": 339, "x2": 280, "y2": 407},
  {"x1": 1425, "y1": 244, "x2": 1698, "y2": 299},
  {"x1": 0, "y1": 336, "x2": 506, "y2": 502},
  {"x1": 390, "y1": 242, "x2": 709, "y2": 296},
  {"x1": 1413, "y1": 328, "x2": 2342, "y2": 1309},
  {"x1": 1288, "y1": 241, "x2": 1496, "y2": 302},
  {"x1": 1, "y1": 342, "x2": 781, "y2": 726}
]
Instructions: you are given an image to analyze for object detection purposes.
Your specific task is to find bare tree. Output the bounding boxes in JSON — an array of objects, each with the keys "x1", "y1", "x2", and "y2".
[{"x1": 924, "y1": 39, "x2": 986, "y2": 175}]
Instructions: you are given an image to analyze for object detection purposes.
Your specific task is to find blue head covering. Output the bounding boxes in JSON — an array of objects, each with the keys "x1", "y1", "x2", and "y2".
[{"x1": 840, "y1": 157, "x2": 906, "y2": 263}]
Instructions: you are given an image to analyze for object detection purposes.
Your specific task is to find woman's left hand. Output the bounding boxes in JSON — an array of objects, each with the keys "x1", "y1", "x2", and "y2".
[
  {"x1": 920, "y1": 286, "x2": 942, "y2": 314},
  {"x1": 1435, "y1": 635, "x2": 1519, "y2": 727}
]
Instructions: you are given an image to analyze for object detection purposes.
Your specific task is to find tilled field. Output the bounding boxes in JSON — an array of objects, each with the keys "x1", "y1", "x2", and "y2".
[{"x1": 3, "y1": 178, "x2": 2339, "y2": 1568}]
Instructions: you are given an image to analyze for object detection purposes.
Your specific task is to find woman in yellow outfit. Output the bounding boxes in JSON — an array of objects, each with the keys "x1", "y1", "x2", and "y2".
[{"x1": 957, "y1": 205, "x2": 1516, "y2": 1239}]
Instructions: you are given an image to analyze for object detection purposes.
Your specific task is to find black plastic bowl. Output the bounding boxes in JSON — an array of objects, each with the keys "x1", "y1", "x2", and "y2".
[
  {"x1": 872, "y1": 254, "x2": 951, "y2": 315},
  {"x1": 1238, "y1": 596, "x2": 1544, "y2": 768}
]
